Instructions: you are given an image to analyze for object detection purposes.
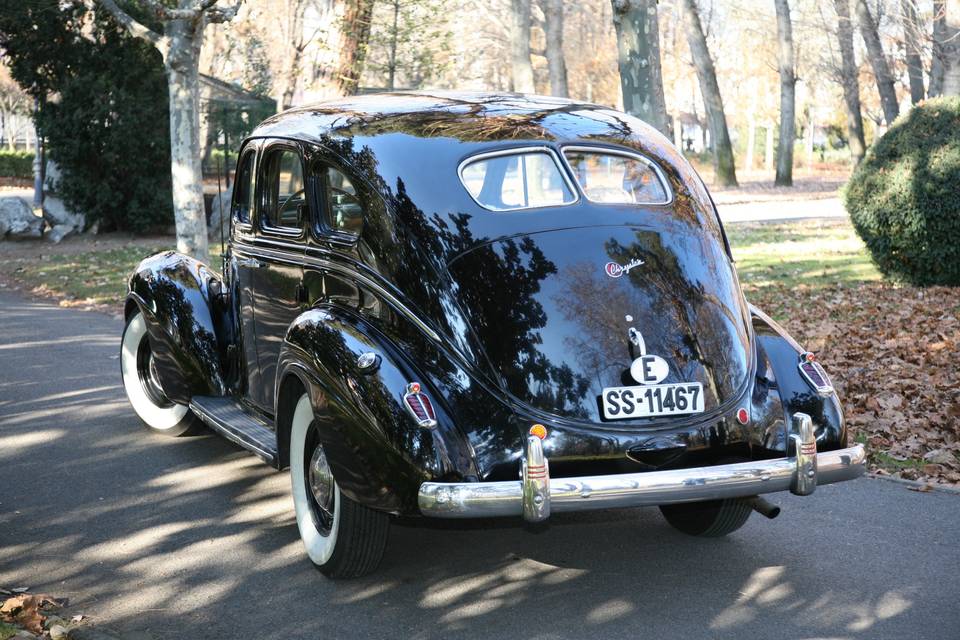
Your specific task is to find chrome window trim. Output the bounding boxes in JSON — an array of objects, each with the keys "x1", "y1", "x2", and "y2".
[
  {"x1": 231, "y1": 239, "x2": 442, "y2": 343},
  {"x1": 258, "y1": 141, "x2": 308, "y2": 240},
  {"x1": 560, "y1": 145, "x2": 674, "y2": 206},
  {"x1": 456, "y1": 146, "x2": 580, "y2": 212}
]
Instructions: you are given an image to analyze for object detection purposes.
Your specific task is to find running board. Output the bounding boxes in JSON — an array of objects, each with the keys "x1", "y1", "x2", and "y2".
[{"x1": 189, "y1": 396, "x2": 279, "y2": 466}]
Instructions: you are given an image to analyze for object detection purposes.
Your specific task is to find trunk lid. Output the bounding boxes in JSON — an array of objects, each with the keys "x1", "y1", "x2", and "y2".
[{"x1": 448, "y1": 224, "x2": 752, "y2": 426}]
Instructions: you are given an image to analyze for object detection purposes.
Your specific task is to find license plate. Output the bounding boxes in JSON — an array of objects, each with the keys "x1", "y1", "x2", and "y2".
[{"x1": 601, "y1": 382, "x2": 704, "y2": 420}]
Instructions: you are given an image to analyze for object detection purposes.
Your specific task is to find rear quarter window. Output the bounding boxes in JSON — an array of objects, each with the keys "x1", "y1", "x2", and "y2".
[
  {"x1": 563, "y1": 147, "x2": 671, "y2": 205},
  {"x1": 459, "y1": 149, "x2": 577, "y2": 211}
]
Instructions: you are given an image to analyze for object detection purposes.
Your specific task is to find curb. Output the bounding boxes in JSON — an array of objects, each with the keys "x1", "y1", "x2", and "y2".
[{"x1": 867, "y1": 472, "x2": 960, "y2": 495}]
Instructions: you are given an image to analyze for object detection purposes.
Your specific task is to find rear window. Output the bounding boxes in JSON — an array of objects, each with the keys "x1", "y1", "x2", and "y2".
[
  {"x1": 563, "y1": 148, "x2": 670, "y2": 204},
  {"x1": 459, "y1": 150, "x2": 576, "y2": 211}
]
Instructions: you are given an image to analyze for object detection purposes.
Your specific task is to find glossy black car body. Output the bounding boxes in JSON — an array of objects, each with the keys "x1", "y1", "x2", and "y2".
[{"x1": 124, "y1": 92, "x2": 863, "y2": 538}]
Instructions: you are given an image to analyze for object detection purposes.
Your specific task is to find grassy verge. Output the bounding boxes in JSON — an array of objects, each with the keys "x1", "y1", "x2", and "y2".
[
  {"x1": 726, "y1": 219, "x2": 881, "y2": 307},
  {"x1": 2, "y1": 244, "x2": 171, "y2": 308},
  {"x1": 0, "y1": 239, "x2": 222, "y2": 312}
]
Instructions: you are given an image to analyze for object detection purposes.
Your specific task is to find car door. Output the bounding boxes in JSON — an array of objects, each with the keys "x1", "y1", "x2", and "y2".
[
  {"x1": 229, "y1": 145, "x2": 262, "y2": 401},
  {"x1": 246, "y1": 141, "x2": 309, "y2": 413}
]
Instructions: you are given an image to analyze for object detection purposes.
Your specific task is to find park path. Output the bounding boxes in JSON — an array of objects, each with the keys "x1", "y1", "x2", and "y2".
[{"x1": 1, "y1": 289, "x2": 957, "y2": 640}]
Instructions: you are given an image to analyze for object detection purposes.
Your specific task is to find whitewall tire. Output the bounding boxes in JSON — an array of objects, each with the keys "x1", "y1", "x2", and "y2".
[
  {"x1": 289, "y1": 394, "x2": 389, "y2": 578},
  {"x1": 121, "y1": 311, "x2": 196, "y2": 436}
]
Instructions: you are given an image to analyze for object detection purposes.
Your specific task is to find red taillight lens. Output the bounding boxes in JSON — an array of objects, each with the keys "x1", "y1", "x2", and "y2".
[{"x1": 798, "y1": 355, "x2": 833, "y2": 394}]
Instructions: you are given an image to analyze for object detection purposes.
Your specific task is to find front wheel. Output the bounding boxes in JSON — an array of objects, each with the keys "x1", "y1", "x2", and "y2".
[
  {"x1": 120, "y1": 311, "x2": 197, "y2": 436},
  {"x1": 659, "y1": 498, "x2": 753, "y2": 537},
  {"x1": 289, "y1": 394, "x2": 389, "y2": 578}
]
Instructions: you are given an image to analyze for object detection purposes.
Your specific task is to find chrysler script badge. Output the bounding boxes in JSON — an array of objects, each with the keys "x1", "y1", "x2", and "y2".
[{"x1": 604, "y1": 258, "x2": 644, "y2": 278}]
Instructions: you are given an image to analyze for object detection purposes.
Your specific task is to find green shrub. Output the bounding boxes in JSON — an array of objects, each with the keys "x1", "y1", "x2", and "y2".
[
  {"x1": 0, "y1": 149, "x2": 34, "y2": 178},
  {"x1": 0, "y1": 1, "x2": 173, "y2": 233},
  {"x1": 844, "y1": 98, "x2": 960, "y2": 286}
]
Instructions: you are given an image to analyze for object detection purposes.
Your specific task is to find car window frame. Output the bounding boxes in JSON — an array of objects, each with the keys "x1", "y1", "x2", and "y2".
[
  {"x1": 559, "y1": 145, "x2": 674, "y2": 206},
  {"x1": 309, "y1": 155, "x2": 367, "y2": 245},
  {"x1": 456, "y1": 146, "x2": 580, "y2": 212},
  {"x1": 256, "y1": 140, "x2": 308, "y2": 240},
  {"x1": 231, "y1": 143, "x2": 259, "y2": 234}
]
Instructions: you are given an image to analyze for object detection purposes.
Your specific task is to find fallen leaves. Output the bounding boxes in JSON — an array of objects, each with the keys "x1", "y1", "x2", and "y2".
[
  {"x1": 0, "y1": 593, "x2": 62, "y2": 634},
  {"x1": 750, "y1": 281, "x2": 960, "y2": 487}
]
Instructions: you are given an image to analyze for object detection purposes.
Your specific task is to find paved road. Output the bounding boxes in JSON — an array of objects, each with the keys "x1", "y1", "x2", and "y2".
[
  {"x1": 1, "y1": 290, "x2": 958, "y2": 640},
  {"x1": 716, "y1": 197, "x2": 847, "y2": 224}
]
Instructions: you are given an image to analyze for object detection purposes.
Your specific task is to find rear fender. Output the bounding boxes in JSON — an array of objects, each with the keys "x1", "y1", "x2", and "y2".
[
  {"x1": 750, "y1": 305, "x2": 846, "y2": 451},
  {"x1": 275, "y1": 307, "x2": 479, "y2": 515},
  {"x1": 125, "y1": 251, "x2": 228, "y2": 404}
]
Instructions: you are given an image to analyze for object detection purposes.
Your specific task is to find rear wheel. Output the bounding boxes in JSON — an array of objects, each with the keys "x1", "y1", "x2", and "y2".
[
  {"x1": 289, "y1": 394, "x2": 389, "y2": 578},
  {"x1": 120, "y1": 311, "x2": 197, "y2": 436},
  {"x1": 659, "y1": 498, "x2": 753, "y2": 537}
]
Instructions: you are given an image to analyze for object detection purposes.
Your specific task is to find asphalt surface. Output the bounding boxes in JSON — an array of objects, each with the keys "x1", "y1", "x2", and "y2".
[{"x1": 1, "y1": 288, "x2": 958, "y2": 640}]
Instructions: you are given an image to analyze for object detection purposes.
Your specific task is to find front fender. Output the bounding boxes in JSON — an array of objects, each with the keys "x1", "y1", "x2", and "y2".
[
  {"x1": 126, "y1": 251, "x2": 227, "y2": 404},
  {"x1": 751, "y1": 305, "x2": 846, "y2": 451},
  {"x1": 275, "y1": 307, "x2": 479, "y2": 515}
]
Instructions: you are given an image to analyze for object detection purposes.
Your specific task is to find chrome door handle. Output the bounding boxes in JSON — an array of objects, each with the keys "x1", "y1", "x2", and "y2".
[{"x1": 237, "y1": 257, "x2": 263, "y2": 269}]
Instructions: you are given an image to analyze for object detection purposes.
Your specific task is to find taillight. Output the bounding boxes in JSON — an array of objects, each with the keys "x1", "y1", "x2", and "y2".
[
  {"x1": 403, "y1": 382, "x2": 437, "y2": 428},
  {"x1": 798, "y1": 353, "x2": 833, "y2": 395}
]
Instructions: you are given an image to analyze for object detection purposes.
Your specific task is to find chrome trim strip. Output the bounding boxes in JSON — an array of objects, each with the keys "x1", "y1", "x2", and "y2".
[
  {"x1": 231, "y1": 239, "x2": 442, "y2": 343},
  {"x1": 418, "y1": 444, "x2": 866, "y2": 519},
  {"x1": 789, "y1": 412, "x2": 818, "y2": 496},
  {"x1": 559, "y1": 144, "x2": 674, "y2": 206},
  {"x1": 457, "y1": 146, "x2": 580, "y2": 212}
]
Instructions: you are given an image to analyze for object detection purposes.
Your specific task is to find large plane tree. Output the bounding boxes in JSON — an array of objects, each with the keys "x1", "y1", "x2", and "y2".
[{"x1": 99, "y1": 0, "x2": 245, "y2": 265}]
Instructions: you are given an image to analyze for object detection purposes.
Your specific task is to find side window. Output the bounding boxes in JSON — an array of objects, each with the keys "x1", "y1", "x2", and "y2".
[
  {"x1": 261, "y1": 147, "x2": 306, "y2": 230},
  {"x1": 320, "y1": 165, "x2": 364, "y2": 236},
  {"x1": 459, "y1": 150, "x2": 576, "y2": 211},
  {"x1": 232, "y1": 150, "x2": 255, "y2": 224}
]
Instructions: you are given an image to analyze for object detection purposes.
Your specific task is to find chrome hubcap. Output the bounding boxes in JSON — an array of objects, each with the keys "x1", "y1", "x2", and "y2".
[
  {"x1": 308, "y1": 445, "x2": 334, "y2": 520},
  {"x1": 136, "y1": 338, "x2": 172, "y2": 408}
]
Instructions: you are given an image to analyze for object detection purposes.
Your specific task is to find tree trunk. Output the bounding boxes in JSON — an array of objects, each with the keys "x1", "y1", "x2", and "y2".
[
  {"x1": 336, "y1": 0, "x2": 375, "y2": 95},
  {"x1": 610, "y1": 0, "x2": 670, "y2": 136},
  {"x1": 679, "y1": 0, "x2": 737, "y2": 186},
  {"x1": 510, "y1": 0, "x2": 535, "y2": 92},
  {"x1": 833, "y1": 0, "x2": 867, "y2": 163},
  {"x1": 943, "y1": 0, "x2": 960, "y2": 95},
  {"x1": 544, "y1": 0, "x2": 568, "y2": 97},
  {"x1": 774, "y1": 0, "x2": 795, "y2": 186},
  {"x1": 165, "y1": 19, "x2": 208, "y2": 264},
  {"x1": 385, "y1": 0, "x2": 400, "y2": 90},
  {"x1": 930, "y1": 1, "x2": 946, "y2": 97},
  {"x1": 900, "y1": 0, "x2": 925, "y2": 103},
  {"x1": 855, "y1": 0, "x2": 900, "y2": 125},
  {"x1": 764, "y1": 124, "x2": 774, "y2": 171}
]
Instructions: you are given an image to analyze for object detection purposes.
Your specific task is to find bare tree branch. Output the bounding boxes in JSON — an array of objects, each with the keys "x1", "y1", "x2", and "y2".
[
  {"x1": 207, "y1": 0, "x2": 246, "y2": 23},
  {"x1": 97, "y1": 0, "x2": 163, "y2": 47}
]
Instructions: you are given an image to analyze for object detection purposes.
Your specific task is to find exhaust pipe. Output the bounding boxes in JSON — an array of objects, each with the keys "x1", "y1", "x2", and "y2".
[{"x1": 747, "y1": 496, "x2": 781, "y2": 519}]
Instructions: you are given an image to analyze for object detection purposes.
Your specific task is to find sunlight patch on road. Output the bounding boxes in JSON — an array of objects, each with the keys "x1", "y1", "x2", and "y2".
[
  {"x1": 586, "y1": 598, "x2": 635, "y2": 624},
  {"x1": 0, "y1": 429, "x2": 67, "y2": 458}
]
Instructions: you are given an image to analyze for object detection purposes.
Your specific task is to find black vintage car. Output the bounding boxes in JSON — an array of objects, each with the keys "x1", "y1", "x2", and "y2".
[{"x1": 120, "y1": 92, "x2": 865, "y2": 578}]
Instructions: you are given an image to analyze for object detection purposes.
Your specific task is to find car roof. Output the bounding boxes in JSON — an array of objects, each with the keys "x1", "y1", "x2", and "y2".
[
  {"x1": 250, "y1": 91, "x2": 624, "y2": 143},
  {"x1": 245, "y1": 91, "x2": 723, "y2": 258}
]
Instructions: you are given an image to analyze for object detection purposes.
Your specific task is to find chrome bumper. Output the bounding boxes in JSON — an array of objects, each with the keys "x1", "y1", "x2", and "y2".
[{"x1": 419, "y1": 413, "x2": 866, "y2": 522}]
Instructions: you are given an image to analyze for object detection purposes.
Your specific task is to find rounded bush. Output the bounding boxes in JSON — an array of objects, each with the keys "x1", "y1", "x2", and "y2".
[{"x1": 844, "y1": 97, "x2": 960, "y2": 286}]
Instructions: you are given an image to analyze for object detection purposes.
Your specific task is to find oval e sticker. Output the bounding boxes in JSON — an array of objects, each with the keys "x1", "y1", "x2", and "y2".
[{"x1": 630, "y1": 355, "x2": 669, "y2": 385}]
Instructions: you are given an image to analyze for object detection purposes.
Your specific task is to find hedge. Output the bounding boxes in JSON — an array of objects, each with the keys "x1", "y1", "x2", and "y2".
[{"x1": 0, "y1": 149, "x2": 34, "y2": 178}]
